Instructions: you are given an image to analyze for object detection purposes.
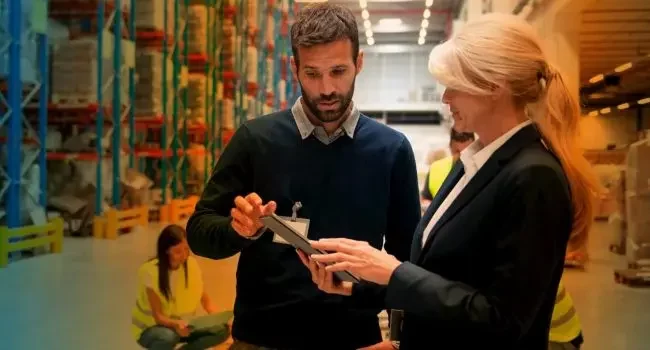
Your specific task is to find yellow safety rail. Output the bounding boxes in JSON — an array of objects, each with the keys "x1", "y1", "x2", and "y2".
[{"x1": 0, "y1": 217, "x2": 65, "y2": 268}]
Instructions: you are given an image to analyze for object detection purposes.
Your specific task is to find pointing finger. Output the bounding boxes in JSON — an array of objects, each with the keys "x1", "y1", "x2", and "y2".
[
  {"x1": 246, "y1": 193, "x2": 263, "y2": 207},
  {"x1": 234, "y1": 196, "x2": 254, "y2": 216}
]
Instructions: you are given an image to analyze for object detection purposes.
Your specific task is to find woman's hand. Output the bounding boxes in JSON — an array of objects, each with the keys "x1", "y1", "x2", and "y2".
[
  {"x1": 310, "y1": 238, "x2": 402, "y2": 286},
  {"x1": 173, "y1": 320, "x2": 191, "y2": 337},
  {"x1": 297, "y1": 250, "x2": 353, "y2": 296}
]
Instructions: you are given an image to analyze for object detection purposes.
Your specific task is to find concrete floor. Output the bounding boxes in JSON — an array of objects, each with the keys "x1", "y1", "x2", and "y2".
[{"x1": 0, "y1": 221, "x2": 648, "y2": 350}]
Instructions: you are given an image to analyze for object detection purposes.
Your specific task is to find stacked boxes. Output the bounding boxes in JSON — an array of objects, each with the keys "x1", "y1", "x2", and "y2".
[
  {"x1": 51, "y1": 38, "x2": 128, "y2": 109},
  {"x1": 135, "y1": 0, "x2": 175, "y2": 33},
  {"x1": 624, "y1": 139, "x2": 650, "y2": 265},
  {"x1": 135, "y1": 50, "x2": 173, "y2": 117}
]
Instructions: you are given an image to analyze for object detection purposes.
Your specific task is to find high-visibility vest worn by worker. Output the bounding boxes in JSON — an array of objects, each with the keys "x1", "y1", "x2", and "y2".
[
  {"x1": 549, "y1": 280, "x2": 582, "y2": 343},
  {"x1": 131, "y1": 256, "x2": 204, "y2": 340},
  {"x1": 427, "y1": 156, "x2": 455, "y2": 198}
]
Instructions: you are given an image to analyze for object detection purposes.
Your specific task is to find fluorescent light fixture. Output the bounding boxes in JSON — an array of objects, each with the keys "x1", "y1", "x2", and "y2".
[
  {"x1": 422, "y1": 19, "x2": 429, "y2": 28},
  {"x1": 367, "y1": 37, "x2": 375, "y2": 46},
  {"x1": 638, "y1": 97, "x2": 650, "y2": 105},
  {"x1": 423, "y1": 9, "x2": 431, "y2": 19},
  {"x1": 419, "y1": 28, "x2": 426, "y2": 37},
  {"x1": 418, "y1": 37, "x2": 425, "y2": 45},
  {"x1": 362, "y1": 9, "x2": 369, "y2": 20},
  {"x1": 359, "y1": 0, "x2": 367, "y2": 8},
  {"x1": 588, "y1": 74, "x2": 604, "y2": 84},
  {"x1": 614, "y1": 62, "x2": 632, "y2": 73},
  {"x1": 426, "y1": 0, "x2": 434, "y2": 6},
  {"x1": 600, "y1": 107, "x2": 611, "y2": 114},
  {"x1": 587, "y1": 111, "x2": 599, "y2": 117},
  {"x1": 378, "y1": 18, "x2": 402, "y2": 27},
  {"x1": 617, "y1": 103, "x2": 630, "y2": 110},
  {"x1": 364, "y1": 20, "x2": 371, "y2": 29},
  {"x1": 365, "y1": 29, "x2": 373, "y2": 37}
]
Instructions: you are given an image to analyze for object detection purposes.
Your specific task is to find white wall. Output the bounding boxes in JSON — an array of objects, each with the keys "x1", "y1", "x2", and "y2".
[{"x1": 355, "y1": 49, "x2": 443, "y2": 109}]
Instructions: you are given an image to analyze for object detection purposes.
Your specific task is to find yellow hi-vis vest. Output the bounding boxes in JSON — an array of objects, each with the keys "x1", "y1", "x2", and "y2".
[
  {"x1": 549, "y1": 281, "x2": 582, "y2": 343},
  {"x1": 428, "y1": 156, "x2": 454, "y2": 198},
  {"x1": 131, "y1": 256, "x2": 203, "y2": 340}
]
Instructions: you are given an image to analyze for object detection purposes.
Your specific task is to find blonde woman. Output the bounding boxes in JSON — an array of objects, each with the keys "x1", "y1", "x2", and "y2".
[{"x1": 298, "y1": 13, "x2": 600, "y2": 350}]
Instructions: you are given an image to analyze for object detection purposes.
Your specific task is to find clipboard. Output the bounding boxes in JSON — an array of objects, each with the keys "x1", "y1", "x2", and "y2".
[{"x1": 260, "y1": 213, "x2": 360, "y2": 284}]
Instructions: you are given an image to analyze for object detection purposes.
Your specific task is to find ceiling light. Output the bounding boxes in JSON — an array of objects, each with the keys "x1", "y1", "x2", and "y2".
[
  {"x1": 614, "y1": 62, "x2": 632, "y2": 73},
  {"x1": 378, "y1": 18, "x2": 402, "y2": 27},
  {"x1": 421, "y1": 19, "x2": 429, "y2": 28},
  {"x1": 639, "y1": 97, "x2": 650, "y2": 105},
  {"x1": 587, "y1": 111, "x2": 599, "y2": 117},
  {"x1": 588, "y1": 74, "x2": 604, "y2": 84},
  {"x1": 418, "y1": 37, "x2": 425, "y2": 45},
  {"x1": 419, "y1": 28, "x2": 426, "y2": 37},
  {"x1": 359, "y1": 0, "x2": 367, "y2": 8},
  {"x1": 364, "y1": 20, "x2": 371, "y2": 29},
  {"x1": 426, "y1": 0, "x2": 434, "y2": 6},
  {"x1": 362, "y1": 9, "x2": 369, "y2": 20},
  {"x1": 617, "y1": 103, "x2": 630, "y2": 110},
  {"x1": 367, "y1": 37, "x2": 375, "y2": 46},
  {"x1": 423, "y1": 9, "x2": 431, "y2": 19},
  {"x1": 365, "y1": 29, "x2": 372, "y2": 37},
  {"x1": 600, "y1": 107, "x2": 611, "y2": 114}
]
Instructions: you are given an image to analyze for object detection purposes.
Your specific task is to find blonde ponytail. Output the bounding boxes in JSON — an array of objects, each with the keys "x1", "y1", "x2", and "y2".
[{"x1": 534, "y1": 67, "x2": 603, "y2": 251}]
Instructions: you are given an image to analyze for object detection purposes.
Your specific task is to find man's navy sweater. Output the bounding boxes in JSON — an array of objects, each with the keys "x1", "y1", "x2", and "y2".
[{"x1": 187, "y1": 110, "x2": 421, "y2": 350}]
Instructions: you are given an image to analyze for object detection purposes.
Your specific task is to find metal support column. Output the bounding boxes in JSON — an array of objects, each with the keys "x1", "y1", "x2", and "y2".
[{"x1": 6, "y1": 0, "x2": 23, "y2": 228}]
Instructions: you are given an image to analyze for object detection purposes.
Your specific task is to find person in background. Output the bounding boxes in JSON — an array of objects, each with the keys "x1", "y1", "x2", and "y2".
[
  {"x1": 132, "y1": 225, "x2": 231, "y2": 350},
  {"x1": 186, "y1": 3, "x2": 421, "y2": 350},
  {"x1": 420, "y1": 128, "x2": 475, "y2": 209},
  {"x1": 549, "y1": 281, "x2": 584, "y2": 350},
  {"x1": 299, "y1": 13, "x2": 601, "y2": 350}
]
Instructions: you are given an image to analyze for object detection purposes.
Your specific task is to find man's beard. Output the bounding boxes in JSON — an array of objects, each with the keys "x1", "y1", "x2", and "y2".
[{"x1": 299, "y1": 79, "x2": 355, "y2": 124}]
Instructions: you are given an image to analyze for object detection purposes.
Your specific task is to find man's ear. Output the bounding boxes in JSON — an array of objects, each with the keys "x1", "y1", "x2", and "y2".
[
  {"x1": 290, "y1": 56, "x2": 298, "y2": 78},
  {"x1": 356, "y1": 50, "x2": 364, "y2": 75}
]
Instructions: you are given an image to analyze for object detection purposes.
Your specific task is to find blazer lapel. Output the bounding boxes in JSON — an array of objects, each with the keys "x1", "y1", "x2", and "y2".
[
  {"x1": 418, "y1": 124, "x2": 542, "y2": 260},
  {"x1": 411, "y1": 162, "x2": 464, "y2": 261}
]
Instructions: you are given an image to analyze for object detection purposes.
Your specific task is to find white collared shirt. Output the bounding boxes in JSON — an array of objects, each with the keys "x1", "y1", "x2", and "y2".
[{"x1": 421, "y1": 120, "x2": 533, "y2": 246}]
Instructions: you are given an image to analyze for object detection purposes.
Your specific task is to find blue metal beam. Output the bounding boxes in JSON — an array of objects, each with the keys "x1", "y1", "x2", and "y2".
[
  {"x1": 112, "y1": 0, "x2": 123, "y2": 206},
  {"x1": 7, "y1": 0, "x2": 23, "y2": 228},
  {"x1": 96, "y1": 0, "x2": 105, "y2": 215}
]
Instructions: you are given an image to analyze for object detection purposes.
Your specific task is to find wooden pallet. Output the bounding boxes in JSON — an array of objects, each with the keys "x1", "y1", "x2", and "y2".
[{"x1": 614, "y1": 268, "x2": 650, "y2": 287}]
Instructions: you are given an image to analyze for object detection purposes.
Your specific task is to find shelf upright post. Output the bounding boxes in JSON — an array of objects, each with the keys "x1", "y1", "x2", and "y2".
[
  {"x1": 128, "y1": 0, "x2": 136, "y2": 169},
  {"x1": 96, "y1": 1, "x2": 105, "y2": 215},
  {"x1": 6, "y1": 0, "x2": 22, "y2": 228},
  {"x1": 181, "y1": 0, "x2": 190, "y2": 197},
  {"x1": 37, "y1": 0, "x2": 50, "y2": 209},
  {"x1": 160, "y1": 0, "x2": 170, "y2": 204},
  {"x1": 171, "y1": 0, "x2": 181, "y2": 199},
  {"x1": 258, "y1": 1, "x2": 268, "y2": 114},
  {"x1": 212, "y1": 0, "x2": 222, "y2": 171},
  {"x1": 273, "y1": 5, "x2": 281, "y2": 110},
  {"x1": 204, "y1": 0, "x2": 213, "y2": 183},
  {"x1": 112, "y1": 0, "x2": 123, "y2": 207}
]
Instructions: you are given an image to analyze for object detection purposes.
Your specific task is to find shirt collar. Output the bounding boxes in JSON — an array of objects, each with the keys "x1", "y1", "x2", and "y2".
[
  {"x1": 459, "y1": 119, "x2": 533, "y2": 175},
  {"x1": 290, "y1": 97, "x2": 360, "y2": 140}
]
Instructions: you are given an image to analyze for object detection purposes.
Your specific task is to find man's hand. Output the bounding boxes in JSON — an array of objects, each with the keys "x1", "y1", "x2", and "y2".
[
  {"x1": 230, "y1": 193, "x2": 276, "y2": 238},
  {"x1": 297, "y1": 250, "x2": 353, "y2": 296}
]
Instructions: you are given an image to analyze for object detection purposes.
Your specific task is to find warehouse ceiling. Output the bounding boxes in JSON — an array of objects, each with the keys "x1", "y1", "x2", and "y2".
[
  {"x1": 323, "y1": 0, "x2": 465, "y2": 47},
  {"x1": 579, "y1": 0, "x2": 650, "y2": 109}
]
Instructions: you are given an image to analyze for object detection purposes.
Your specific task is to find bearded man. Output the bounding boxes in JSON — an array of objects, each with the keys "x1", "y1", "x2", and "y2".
[{"x1": 187, "y1": 4, "x2": 421, "y2": 349}]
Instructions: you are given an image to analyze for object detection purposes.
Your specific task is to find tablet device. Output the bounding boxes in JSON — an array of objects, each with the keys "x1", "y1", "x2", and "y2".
[{"x1": 260, "y1": 213, "x2": 360, "y2": 284}]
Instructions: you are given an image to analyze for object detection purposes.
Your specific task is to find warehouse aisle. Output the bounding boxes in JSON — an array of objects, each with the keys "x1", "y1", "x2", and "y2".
[{"x1": 0, "y1": 221, "x2": 648, "y2": 350}]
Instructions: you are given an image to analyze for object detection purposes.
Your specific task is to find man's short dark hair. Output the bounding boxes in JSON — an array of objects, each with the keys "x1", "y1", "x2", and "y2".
[
  {"x1": 290, "y1": 3, "x2": 360, "y2": 67},
  {"x1": 450, "y1": 128, "x2": 475, "y2": 143}
]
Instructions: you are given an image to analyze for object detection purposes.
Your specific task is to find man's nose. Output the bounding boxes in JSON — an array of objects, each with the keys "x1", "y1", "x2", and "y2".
[{"x1": 319, "y1": 76, "x2": 336, "y2": 96}]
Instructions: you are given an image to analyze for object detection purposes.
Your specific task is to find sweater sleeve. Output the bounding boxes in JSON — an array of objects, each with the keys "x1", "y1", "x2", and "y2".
[
  {"x1": 383, "y1": 137, "x2": 421, "y2": 262},
  {"x1": 186, "y1": 124, "x2": 258, "y2": 260}
]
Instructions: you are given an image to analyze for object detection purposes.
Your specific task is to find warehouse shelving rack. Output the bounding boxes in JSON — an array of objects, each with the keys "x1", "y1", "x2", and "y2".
[
  {"x1": 40, "y1": 0, "x2": 137, "y2": 239},
  {"x1": 0, "y1": 0, "x2": 65, "y2": 267}
]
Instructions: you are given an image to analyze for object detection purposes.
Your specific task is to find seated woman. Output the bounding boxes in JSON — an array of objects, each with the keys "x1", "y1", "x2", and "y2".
[{"x1": 131, "y1": 224, "x2": 231, "y2": 350}]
